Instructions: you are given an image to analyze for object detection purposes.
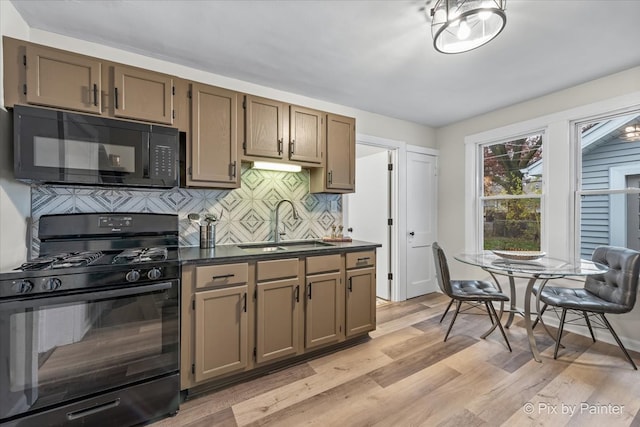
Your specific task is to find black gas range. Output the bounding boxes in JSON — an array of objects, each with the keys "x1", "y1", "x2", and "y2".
[{"x1": 0, "y1": 213, "x2": 181, "y2": 427}]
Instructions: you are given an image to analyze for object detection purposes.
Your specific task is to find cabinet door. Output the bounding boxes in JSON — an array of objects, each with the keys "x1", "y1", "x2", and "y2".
[
  {"x1": 25, "y1": 45, "x2": 101, "y2": 113},
  {"x1": 305, "y1": 271, "x2": 344, "y2": 349},
  {"x1": 194, "y1": 285, "x2": 248, "y2": 382},
  {"x1": 256, "y1": 278, "x2": 301, "y2": 363},
  {"x1": 189, "y1": 83, "x2": 239, "y2": 187},
  {"x1": 326, "y1": 113, "x2": 356, "y2": 191},
  {"x1": 289, "y1": 105, "x2": 323, "y2": 164},
  {"x1": 113, "y1": 65, "x2": 173, "y2": 124},
  {"x1": 244, "y1": 95, "x2": 285, "y2": 159},
  {"x1": 346, "y1": 267, "x2": 376, "y2": 337}
]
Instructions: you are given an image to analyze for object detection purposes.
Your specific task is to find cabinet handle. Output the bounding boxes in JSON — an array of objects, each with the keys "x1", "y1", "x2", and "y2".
[
  {"x1": 212, "y1": 273, "x2": 235, "y2": 280},
  {"x1": 114, "y1": 87, "x2": 119, "y2": 109},
  {"x1": 230, "y1": 161, "x2": 237, "y2": 178},
  {"x1": 295, "y1": 285, "x2": 300, "y2": 303},
  {"x1": 328, "y1": 170, "x2": 333, "y2": 185},
  {"x1": 242, "y1": 293, "x2": 247, "y2": 312},
  {"x1": 278, "y1": 138, "x2": 283, "y2": 155},
  {"x1": 307, "y1": 283, "x2": 312, "y2": 300},
  {"x1": 93, "y1": 83, "x2": 98, "y2": 107},
  {"x1": 290, "y1": 139, "x2": 295, "y2": 156},
  {"x1": 357, "y1": 257, "x2": 370, "y2": 262},
  {"x1": 348, "y1": 277, "x2": 353, "y2": 292}
]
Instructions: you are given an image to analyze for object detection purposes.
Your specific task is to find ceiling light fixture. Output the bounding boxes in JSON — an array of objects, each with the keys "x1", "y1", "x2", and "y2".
[
  {"x1": 429, "y1": 0, "x2": 507, "y2": 54},
  {"x1": 621, "y1": 124, "x2": 640, "y2": 142}
]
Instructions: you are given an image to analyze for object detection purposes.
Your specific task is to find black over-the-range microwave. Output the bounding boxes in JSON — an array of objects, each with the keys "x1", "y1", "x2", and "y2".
[{"x1": 13, "y1": 105, "x2": 179, "y2": 188}]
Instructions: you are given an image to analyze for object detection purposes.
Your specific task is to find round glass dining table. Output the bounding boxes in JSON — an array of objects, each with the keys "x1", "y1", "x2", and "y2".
[{"x1": 454, "y1": 251, "x2": 607, "y2": 362}]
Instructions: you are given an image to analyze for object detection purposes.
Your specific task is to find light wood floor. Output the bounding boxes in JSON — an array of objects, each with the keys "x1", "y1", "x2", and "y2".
[{"x1": 152, "y1": 293, "x2": 640, "y2": 426}]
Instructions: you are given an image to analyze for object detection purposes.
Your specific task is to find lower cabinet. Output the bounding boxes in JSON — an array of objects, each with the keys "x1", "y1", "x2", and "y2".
[
  {"x1": 345, "y1": 251, "x2": 377, "y2": 337},
  {"x1": 194, "y1": 285, "x2": 248, "y2": 382},
  {"x1": 181, "y1": 249, "x2": 376, "y2": 392},
  {"x1": 305, "y1": 254, "x2": 344, "y2": 349},
  {"x1": 255, "y1": 258, "x2": 301, "y2": 363}
]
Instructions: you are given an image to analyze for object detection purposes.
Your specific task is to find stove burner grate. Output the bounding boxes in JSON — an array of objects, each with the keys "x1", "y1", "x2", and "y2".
[
  {"x1": 112, "y1": 247, "x2": 168, "y2": 264},
  {"x1": 15, "y1": 251, "x2": 104, "y2": 271}
]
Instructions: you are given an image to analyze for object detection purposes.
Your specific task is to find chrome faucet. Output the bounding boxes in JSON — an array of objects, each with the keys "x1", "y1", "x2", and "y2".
[{"x1": 274, "y1": 199, "x2": 299, "y2": 243}]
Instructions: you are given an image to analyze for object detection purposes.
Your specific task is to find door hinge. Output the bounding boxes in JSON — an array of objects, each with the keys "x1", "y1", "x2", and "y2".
[
  {"x1": 23, "y1": 84, "x2": 27, "y2": 95},
  {"x1": 388, "y1": 163, "x2": 393, "y2": 171},
  {"x1": 23, "y1": 55, "x2": 26, "y2": 67},
  {"x1": 187, "y1": 90, "x2": 192, "y2": 99},
  {"x1": 254, "y1": 289, "x2": 257, "y2": 300},
  {"x1": 243, "y1": 141, "x2": 247, "y2": 150},
  {"x1": 243, "y1": 99, "x2": 246, "y2": 109},
  {"x1": 191, "y1": 364, "x2": 195, "y2": 374},
  {"x1": 192, "y1": 299, "x2": 195, "y2": 310},
  {"x1": 172, "y1": 86, "x2": 175, "y2": 96},
  {"x1": 388, "y1": 273, "x2": 393, "y2": 280},
  {"x1": 387, "y1": 218, "x2": 393, "y2": 226},
  {"x1": 172, "y1": 110, "x2": 175, "y2": 119},
  {"x1": 253, "y1": 347, "x2": 257, "y2": 360},
  {"x1": 188, "y1": 166, "x2": 192, "y2": 176}
]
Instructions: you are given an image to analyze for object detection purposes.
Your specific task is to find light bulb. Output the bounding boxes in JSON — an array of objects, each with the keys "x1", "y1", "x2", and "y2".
[{"x1": 457, "y1": 20, "x2": 470, "y2": 40}]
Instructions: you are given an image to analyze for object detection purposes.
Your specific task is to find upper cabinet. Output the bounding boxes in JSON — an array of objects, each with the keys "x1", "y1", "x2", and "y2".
[
  {"x1": 184, "y1": 83, "x2": 239, "y2": 188},
  {"x1": 3, "y1": 38, "x2": 175, "y2": 125},
  {"x1": 3, "y1": 37, "x2": 356, "y2": 192},
  {"x1": 242, "y1": 95, "x2": 325, "y2": 166},
  {"x1": 289, "y1": 105, "x2": 323, "y2": 165},
  {"x1": 243, "y1": 95, "x2": 286, "y2": 159},
  {"x1": 110, "y1": 65, "x2": 174, "y2": 125},
  {"x1": 24, "y1": 44, "x2": 102, "y2": 114},
  {"x1": 310, "y1": 113, "x2": 356, "y2": 193}
]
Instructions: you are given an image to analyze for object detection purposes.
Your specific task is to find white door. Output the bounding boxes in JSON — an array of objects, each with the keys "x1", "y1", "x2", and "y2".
[
  {"x1": 347, "y1": 145, "x2": 391, "y2": 300},
  {"x1": 406, "y1": 151, "x2": 437, "y2": 298}
]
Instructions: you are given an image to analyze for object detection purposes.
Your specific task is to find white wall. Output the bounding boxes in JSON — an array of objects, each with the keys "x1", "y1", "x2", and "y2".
[
  {"x1": 436, "y1": 65, "x2": 640, "y2": 351},
  {"x1": 437, "y1": 65, "x2": 640, "y2": 276},
  {"x1": 0, "y1": 1, "x2": 435, "y2": 269}
]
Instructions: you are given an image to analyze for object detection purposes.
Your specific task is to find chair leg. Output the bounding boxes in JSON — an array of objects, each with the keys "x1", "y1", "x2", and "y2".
[
  {"x1": 486, "y1": 301, "x2": 512, "y2": 352},
  {"x1": 532, "y1": 303, "x2": 548, "y2": 329},
  {"x1": 599, "y1": 314, "x2": 637, "y2": 370},
  {"x1": 554, "y1": 309, "x2": 567, "y2": 360},
  {"x1": 583, "y1": 311, "x2": 596, "y2": 342},
  {"x1": 444, "y1": 300, "x2": 462, "y2": 342},
  {"x1": 440, "y1": 299, "x2": 454, "y2": 323}
]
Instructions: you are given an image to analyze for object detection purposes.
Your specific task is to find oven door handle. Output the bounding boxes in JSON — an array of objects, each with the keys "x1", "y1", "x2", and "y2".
[{"x1": 1, "y1": 282, "x2": 174, "y2": 310}]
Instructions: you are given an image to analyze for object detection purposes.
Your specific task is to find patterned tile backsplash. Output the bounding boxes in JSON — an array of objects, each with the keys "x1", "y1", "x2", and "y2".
[{"x1": 30, "y1": 165, "x2": 342, "y2": 254}]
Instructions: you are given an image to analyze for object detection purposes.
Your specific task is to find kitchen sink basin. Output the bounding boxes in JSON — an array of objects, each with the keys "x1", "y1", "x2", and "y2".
[{"x1": 238, "y1": 240, "x2": 334, "y2": 254}]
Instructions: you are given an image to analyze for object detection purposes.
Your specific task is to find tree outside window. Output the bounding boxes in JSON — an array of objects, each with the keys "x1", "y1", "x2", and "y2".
[{"x1": 481, "y1": 133, "x2": 543, "y2": 250}]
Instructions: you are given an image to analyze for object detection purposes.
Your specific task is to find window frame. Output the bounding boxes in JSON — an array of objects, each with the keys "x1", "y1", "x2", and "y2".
[
  {"x1": 477, "y1": 132, "x2": 545, "y2": 252},
  {"x1": 572, "y1": 108, "x2": 640, "y2": 258}
]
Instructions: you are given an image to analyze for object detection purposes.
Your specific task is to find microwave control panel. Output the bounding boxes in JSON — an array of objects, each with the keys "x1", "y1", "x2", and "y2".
[{"x1": 149, "y1": 134, "x2": 177, "y2": 181}]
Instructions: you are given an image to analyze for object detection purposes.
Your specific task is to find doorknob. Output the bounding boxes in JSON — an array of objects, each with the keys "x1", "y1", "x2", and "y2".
[{"x1": 409, "y1": 231, "x2": 415, "y2": 236}]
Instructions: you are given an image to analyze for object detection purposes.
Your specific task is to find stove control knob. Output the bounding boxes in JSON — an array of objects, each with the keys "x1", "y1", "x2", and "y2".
[
  {"x1": 43, "y1": 278, "x2": 62, "y2": 291},
  {"x1": 147, "y1": 268, "x2": 162, "y2": 280},
  {"x1": 12, "y1": 280, "x2": 33, "y2": 294},
  {"x1": 126, "y1": 270, "x2": 141, "y2": 283}
]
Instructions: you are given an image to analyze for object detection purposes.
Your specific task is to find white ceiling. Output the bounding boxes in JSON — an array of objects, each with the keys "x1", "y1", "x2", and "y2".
[{"x1": 9, "y1": 0, "x2": 640, "y2": 128}]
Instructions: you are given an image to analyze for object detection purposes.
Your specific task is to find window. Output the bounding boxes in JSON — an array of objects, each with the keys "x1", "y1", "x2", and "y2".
[
  {"x1": 576, "y1": 111, "x2": 640, "y2": 258},
  {"x1": 480, "y1": 133, "x2": 543, "y2": 250}
]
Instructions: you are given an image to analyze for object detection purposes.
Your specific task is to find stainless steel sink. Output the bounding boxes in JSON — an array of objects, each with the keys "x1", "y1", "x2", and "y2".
[{"x1": 238, "y1": 240, "x2": 334, "y2": 254}]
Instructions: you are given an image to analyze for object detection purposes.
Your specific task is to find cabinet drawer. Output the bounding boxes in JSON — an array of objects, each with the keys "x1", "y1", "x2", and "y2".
[
  {"x1": 257, "y1": 258, "x2": 298, "y2": 282},
  {"x1": 306, "y1": 254, "x2": 341, "y2": 275},
  {"x1": 195, "y1": 263, "x2": 248, "y2": 289},
  {"x1": 346, "y1": 251, "x2": 376, "y2": 269}
]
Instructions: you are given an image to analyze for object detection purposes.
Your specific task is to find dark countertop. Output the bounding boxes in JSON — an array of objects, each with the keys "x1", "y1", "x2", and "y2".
[{"x1": 179, "y1": 240, "x2": 382, "y2": 265}]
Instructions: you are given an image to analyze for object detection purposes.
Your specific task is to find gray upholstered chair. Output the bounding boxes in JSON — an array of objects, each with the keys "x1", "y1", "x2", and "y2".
[
  {"x1": 534, "y1": 246, "x2": 640, "y2": 369},
  {"x1": 432, "y1": 242, "x2": 511, "y2": 351}
]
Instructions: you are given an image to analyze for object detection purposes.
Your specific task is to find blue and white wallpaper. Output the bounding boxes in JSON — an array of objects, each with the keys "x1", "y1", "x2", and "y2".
[{"x1": 30, "y1": 165, "x2": 342, "y2": 253}]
